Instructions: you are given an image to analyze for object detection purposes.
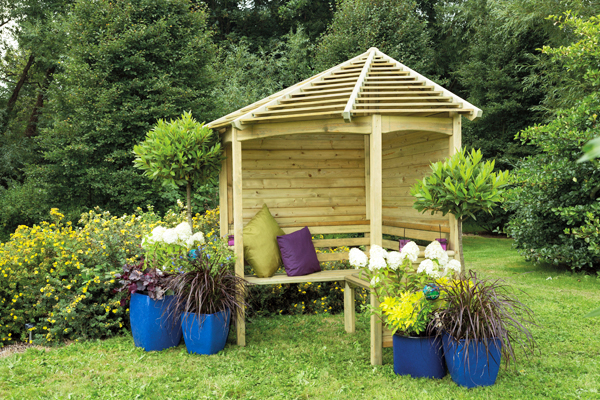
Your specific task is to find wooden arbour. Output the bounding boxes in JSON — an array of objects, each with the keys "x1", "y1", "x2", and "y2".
[{"x1": 208, "y1": 47, "x2": 482, "y2": 352}]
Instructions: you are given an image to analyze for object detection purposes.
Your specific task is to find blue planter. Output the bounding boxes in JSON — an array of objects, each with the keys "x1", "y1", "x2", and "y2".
[
  {"x1": 130, "y1": 293, "x2": 182, "y2": 352},
  {"x1": 393, "y1": 335, "x2": 447, "y2": 379},
  {"x1": 182, "y1": 309, "x2": 231, "y2": 355},
  {"x1": 442, "y1": 333, "x2": 502, "y2": 388}
]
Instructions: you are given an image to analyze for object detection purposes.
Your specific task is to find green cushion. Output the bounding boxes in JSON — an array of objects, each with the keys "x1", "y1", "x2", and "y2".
[{"x1": 243, "y1": 204, "x2": 285, "y2": 278}]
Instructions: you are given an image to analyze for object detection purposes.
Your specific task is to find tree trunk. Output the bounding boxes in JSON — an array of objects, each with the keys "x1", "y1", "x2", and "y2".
[
  {"x1": 187, "y1": 181, "x2": 193, "y2": 231},
  {"x1": 24, "y1": 65, "x2": 56, "y2": 138},
  {"x1": 458, "y1": 217, "x2": 465, "y2": 276},
  {"x1": 1, "y1": 53, "x2": 34, "y2": 134}
]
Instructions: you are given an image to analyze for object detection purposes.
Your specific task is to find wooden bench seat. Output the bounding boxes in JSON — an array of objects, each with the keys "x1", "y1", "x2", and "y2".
[{"x1": 244, "y1": 269, "x2": 358, "y2": 285}]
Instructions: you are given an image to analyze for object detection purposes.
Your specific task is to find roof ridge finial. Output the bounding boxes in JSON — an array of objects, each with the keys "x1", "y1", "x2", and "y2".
[{"x1": 368, "y1": 47, "x2": 379, "y2": 53}]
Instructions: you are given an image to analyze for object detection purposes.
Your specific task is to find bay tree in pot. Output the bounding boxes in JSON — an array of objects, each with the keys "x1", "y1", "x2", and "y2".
[
  {"x1": 411, "y1": 148, "x2": 509, "y2": 272},
  {"x1": 166, "y1": 238, "x2": 248, "y2": 355},
  {"x1": 133, "y1": 111, "x2": 224, "y2": 230},
  {"x1": 432, "y1": 271, "x2": 537, "y2": 388}
]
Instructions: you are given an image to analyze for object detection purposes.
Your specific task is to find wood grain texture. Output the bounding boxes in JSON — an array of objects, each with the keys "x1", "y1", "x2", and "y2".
[
  {"x1": 232, "y1": 128, "x2": 245, "y2": 347},
  {"x1": 370, "y1": 114, "x2": 383, "y2": 247}
]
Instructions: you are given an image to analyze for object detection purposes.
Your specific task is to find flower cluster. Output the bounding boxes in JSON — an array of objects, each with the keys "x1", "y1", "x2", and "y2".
[
  {"x1": 142, "y1": 222, "x2": 205, "y2": 271},
  {"x1": 349, "y1": 244, "x2": 421, "y2": 299},
  {"x1": 417, "y1": 240, "x2": 462, "y2": 279},
  {"x1": 349, "y1": 240, "x2": 462, "y2": 337}
]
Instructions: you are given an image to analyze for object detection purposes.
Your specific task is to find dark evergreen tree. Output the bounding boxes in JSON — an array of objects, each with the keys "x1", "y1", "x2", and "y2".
[{"x1": 34, "y1": 0, "x2": 216, "y2": 220}]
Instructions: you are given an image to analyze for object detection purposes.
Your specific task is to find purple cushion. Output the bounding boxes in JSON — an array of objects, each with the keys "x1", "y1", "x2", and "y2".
[{"x1": 277, "y1": 227, "x2": 321, "y2": 277}]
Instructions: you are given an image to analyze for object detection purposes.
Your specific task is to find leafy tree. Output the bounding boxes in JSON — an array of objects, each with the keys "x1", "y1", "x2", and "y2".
[
  {"x1": 203, "y1": 0, "x2": 335, "y2": 47},
  {"x1": 505, "y1": 14, "x2": 600, "y2": 271},
  {"x1": 315, "y1": 0, "x2": 436, "y2": 74},
  {"x1": 212, "y1": 28, "x2": 315, "y2": 117},
  {"x1": 133, "y1": 112, "x2": 223, "y2": 229},
  {"x1": 411, "y1": 148, "x2": 510, "y2": 269},
  {"x1": 33, "y1": 0, "x2": 216, "y2": 222}
]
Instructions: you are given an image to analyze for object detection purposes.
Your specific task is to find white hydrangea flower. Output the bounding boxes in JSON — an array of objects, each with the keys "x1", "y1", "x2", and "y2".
[
  {"x1": 425, "y1": 240, "x2": 445, "y2": 260},
  {"x1": 417, "y1": 259, "x2": 431, "y2": 274},
  {"x1": 162, "y1": 229, "x2": 179, "y2": 245},
  {"x1": 369, "y1": 245, "x2": 388, "y2": 260},
  {"x1": 401, "y1": 241, "x2": 420, "y2": 263},
  {"x1": 174, "y1": 222, "x2": 192, "y2": 239},
  {"x1": 186, "y1": 231, "x2": 205, "y2": 248},
  {"x1": 370, "y1": 276, "x2": 381, "y2": 286},
  {"x1": 425, "y1": 260, "x2": 442, "y2": 279},
  {"x1": 368, "y1": 256, "x2": 387, "y2": 272},
  {"x1": 349, "y1": 248, "x2": 368, "y2": 269},
  {"x1": 446, "y1": 259, "x2": 462, "y2": 274},
  {"x1": 387, "y1": 251, "x2": 402, "y2": 270},
  {"x1": 437, "y1": 251, "x2": 449, "y2": 267},
  {"x1": 142, "y1": 226, "x2": 166, "y2": 248}
]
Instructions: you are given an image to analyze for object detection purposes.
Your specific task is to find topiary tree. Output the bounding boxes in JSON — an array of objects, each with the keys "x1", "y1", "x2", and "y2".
[
  {"x1": 133, "y1": 112, "x2": 223, "y2": 230},
  {"x1": 410, "y1": 148, "x2": 510, "y2": 270}
]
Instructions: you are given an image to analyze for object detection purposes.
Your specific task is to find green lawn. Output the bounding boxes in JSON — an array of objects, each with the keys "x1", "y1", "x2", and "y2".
[{"x1": 1, "y1": 237, "x2": 599, "y2": 399}]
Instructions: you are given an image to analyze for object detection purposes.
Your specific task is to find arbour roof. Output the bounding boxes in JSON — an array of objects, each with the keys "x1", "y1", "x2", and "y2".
[{"x1": 207, "y1": 47, "x2": 482, "y2": 130}]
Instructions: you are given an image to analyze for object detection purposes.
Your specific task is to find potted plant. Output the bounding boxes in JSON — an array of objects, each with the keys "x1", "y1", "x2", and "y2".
[
  {"x1": 433, "y1": 271, "x2": 537, "y2": 388},
  {"x1": 167, "y1": 237, "x2": 247, "y2": 355},
  {"x1": 411, "y1": 148, "x2": 509, "y2": 272},
  {"x1": 349, "y1": 241, "x2": 461, "y2": 378},
  {"x1": 115, "y1": 260, "x2": 182, "y2": 352},
  {"x1": 133, "y1": 111, "x2": 224, "y2": 230}
]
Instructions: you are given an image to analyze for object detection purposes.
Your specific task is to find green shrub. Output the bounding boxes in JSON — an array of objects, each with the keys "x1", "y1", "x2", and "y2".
[
  {"x1": 1, "y1": 205, "x2": 364, "y2": 346},
  {"x1": 0, "y1": 208, "x2": 164, "y2": 346},
  {"x1": 505, "y1": 15, "x2": 600, "y2": 271}
]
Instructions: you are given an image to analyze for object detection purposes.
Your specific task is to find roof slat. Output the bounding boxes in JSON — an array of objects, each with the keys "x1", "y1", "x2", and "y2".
[
  {"x1": 342, "y1": 49, "x2": 376, "y2": 122},
  {"x1": 208, "y1": 47, "x2": 482, "y2": 128},
  {"x1": 253, "y1": 104, "x2": 345, "y2": 117}
]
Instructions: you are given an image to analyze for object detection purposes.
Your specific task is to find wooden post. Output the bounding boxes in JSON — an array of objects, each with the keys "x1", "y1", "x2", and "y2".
[
  {"x1": 370, "y1": 114, "x2": 383, "y2": 247},
  {"x1": 232, "y1": 127, "x2": 246, "y2": 346},
  {"x1": 370, "y1": 292, "x2": 382, "y2": 365},
  {"x1": 219, "y1": 149, "x2": 228, "y2": 238},
  {"x1": 344, "y1": 281, "x2": 356, "y2": 333},
  {"x1": 370, "y1": 114, "x2": 383, "y2": 365},
  {"x1": 449, "y1": 114, "x2": 462, "y2": 260}
]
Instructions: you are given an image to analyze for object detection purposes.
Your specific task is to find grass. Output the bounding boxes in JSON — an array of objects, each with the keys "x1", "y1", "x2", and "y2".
[{"x1": 1, "y1": 237, "x2": 599, "y2": 399}]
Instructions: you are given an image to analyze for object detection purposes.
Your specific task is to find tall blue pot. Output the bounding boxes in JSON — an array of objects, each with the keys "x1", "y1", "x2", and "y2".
[
  {"x1": 442, "y1": 333, "x2": 502, "y2": 388},
  {"x1": 182, "y1": 309, "x2": 231, "y2": 355},
  {"x1": 130, "y1": 293, "x2": 182, "y2": 352},
  {"x1": 393, "y1": 334, "x2": 447, "y2": 379}
]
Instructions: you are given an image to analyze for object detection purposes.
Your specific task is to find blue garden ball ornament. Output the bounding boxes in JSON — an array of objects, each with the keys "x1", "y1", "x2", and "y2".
[
  {"x1": 423, "y1": 284, "x2": 440, "y2": 300},
  {"x1": 188, "y1": 249, "x2": 199, "y2": 260}
]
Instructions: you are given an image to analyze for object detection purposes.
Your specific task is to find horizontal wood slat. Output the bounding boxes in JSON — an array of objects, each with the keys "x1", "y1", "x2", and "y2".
[
  {"x1": 281, "y1": 224, "x2": 370, "y2": 235},
  {"x1": 245, "y1": 269, "x2": 357, "y2": 285},
  {"x1": 242, "y1": 149, "x2": 364, "y2": 160},
  {"x1": 243, "y1": 196, "x2": 366, "y2": 209},
  {"x1": 312, "y1": 237, "x2": 370, "y2": 247},
  {"x1": 242, "y1": 177, "x2": 364, "y2": 189}
]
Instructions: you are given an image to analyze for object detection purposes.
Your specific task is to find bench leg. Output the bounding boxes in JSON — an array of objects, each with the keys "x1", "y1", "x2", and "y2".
[
  {"x1": 344, "y1": 281, "x2": 356, "y2": 333},
  {"x1": 370, "y1": 293, "x2": 382, "y2": 365},
  {"x1": 237, "y1": 306, "x2": 246, "y2": 346}
]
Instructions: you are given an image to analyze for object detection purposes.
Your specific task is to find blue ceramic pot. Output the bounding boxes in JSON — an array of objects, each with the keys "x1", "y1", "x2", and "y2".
[
  {"x1": 181, "y1": 309, "x2": 231, "y2": 355},
  {"x1": 129, "y1": 293, "x2": 182, "y2": 351},
  {"x1": 393, "y1": 335, "x2": 446, "y2": 379},
  {"x1": 442, "y1": 333, "x2": 502, "y2": 388}
]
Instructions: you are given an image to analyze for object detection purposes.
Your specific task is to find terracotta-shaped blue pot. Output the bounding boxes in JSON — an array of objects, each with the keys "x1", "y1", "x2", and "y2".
[
  {"x1": 442, "y1": 333, "x2": 502, "y2": 388},
  {"x1": 393, "y1": 334, "x2": 447, "y2": 379},
  {"x1": 130, "y1": 293, "x2": 182, "y2": 351},
  {"x1": 182, "y1": 309, "x2": 231, "y2": 355}
]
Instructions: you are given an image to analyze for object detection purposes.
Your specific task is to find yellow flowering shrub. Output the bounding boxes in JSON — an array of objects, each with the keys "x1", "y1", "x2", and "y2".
[{"x1": 0, "y1": 206, "x2": 226, "y2": 347}]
